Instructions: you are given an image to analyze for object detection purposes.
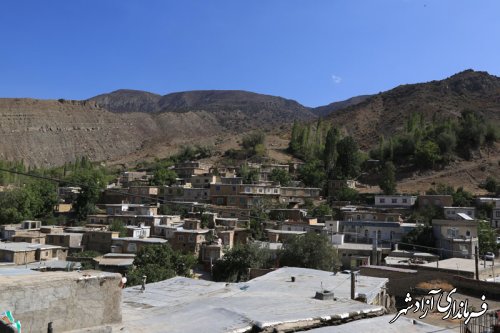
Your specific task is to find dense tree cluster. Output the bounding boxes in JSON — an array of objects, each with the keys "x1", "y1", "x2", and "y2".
[
  {"x1": 212, "y1": 233, "x2": 340, "y2": 282},
  {"x1": 289, "y1": 121, "x2": 363, "y2": 192},
  {"x1": 370, "y1": 111, "x2": 499, "y2": 169},
  {"x1": 127, "y1": 243, "x2": 196, "y2": 286}
]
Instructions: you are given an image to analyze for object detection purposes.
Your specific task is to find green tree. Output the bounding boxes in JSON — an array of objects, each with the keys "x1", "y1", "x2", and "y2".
[
  {"x1": 150, "y1": 168, "x2": 177, "y2": 186},
  {"x1": 323, "y1": 127, "x2": 340, "y2": 177},
  {"x1": 452, "y1": 187, "x2": 473, "y2": 207},
  {"x1": 415, "y1": 140, "x2": 440, "y2": 169},
  {"x1": 310, "y1": 203, "x2": 333, "y2": 218},
  {"x1": 127, "y1": 243, "x2": 196, "y2": 286},
  {"x1": 269, "y1": 168, "x2": 291, "y2": 186},
  {"x1": 69, "y1": 169, "x2": 107, "y2": 221},
  {"x1": 484, "y1": 177, "x2": 498, "y2": 193},
  {"x1": 330, "y1": 187, "x2": 359, "y2": 202},
  {"x1": 109, "y1": 220, "x2": 127, "y2": 237},
  {"x1": 400, "y1": 226, "x2": 436, "y2": 252},
  {"x1": 212, "y1": 243, "x2": 274, "y2": 282},
  {"x1": 335, "y1": 136, "x2": 361, "y2": 179},
  {"x1": 379, "y1": 161, "x2": 397, "y2": 195},
  {"x1": 478, "y1": 221, "x2": 497, "y2": 255},
  {"x1": 298, "y1": 160, "x2": 326, "y2": 188},
  {"x1": 279, "y1": 233, "x2": 340, "y2": 271}
]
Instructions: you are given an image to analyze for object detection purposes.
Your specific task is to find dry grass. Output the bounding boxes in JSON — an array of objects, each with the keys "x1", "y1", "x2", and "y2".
[{"x1": 416, "y1": 280, "x2": 454, "y2": 292}]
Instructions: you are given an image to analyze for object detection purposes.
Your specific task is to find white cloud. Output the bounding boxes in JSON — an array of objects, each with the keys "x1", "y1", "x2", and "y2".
[{"x1": 331, "y1": 74, "x2": 342, "y2": 84}]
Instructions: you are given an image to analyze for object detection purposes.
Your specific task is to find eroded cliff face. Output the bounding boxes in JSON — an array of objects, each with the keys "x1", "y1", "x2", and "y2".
[
  {"x1": 0, "y1": 98, "x2": 145, "y2": 166},
  {"x1": 0, "y1": 95, "x2": 309, "y2": 167}
]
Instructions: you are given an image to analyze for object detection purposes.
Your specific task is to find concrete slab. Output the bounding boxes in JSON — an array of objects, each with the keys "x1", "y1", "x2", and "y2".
[{"x1": 118, "y1": 267, "x2": 388, "y2": 333}]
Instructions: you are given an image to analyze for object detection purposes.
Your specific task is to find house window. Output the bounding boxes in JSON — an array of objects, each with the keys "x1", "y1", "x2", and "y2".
[
  {"x1": 274, "y1": 189, "x2": 279, "y2": 194},
  {"x1": 402, "y1": 198, "x2": 407, "y2": 203},
  {"x1": 216, "y1": 197, "x2": 224, "y2": 205},
  {"x1": 391, "y1": 199, "x2": 397, "y2": 204},
  {"x1": 379, "y1": 198, "x2": 385, "y2": 204},
  {"x1": 466, "y1": 230, "x2": 471, "y2": 237},
  {"x1": 258, "y1": 188, "x2": 263, "y2": 193},
  {"x1": 188, "y1": 235, "x2": 195, "y2": 242},
  {"x1": 178, "y1": 235, "x2": 184, "y2": 241},
  {"x1": 364, "y1": 230, "x2": 369, "y2": 238},
  {"x1": 215, "y1": 186, "x2": 221, "y2": 192},
  {"x1": 447, "y1": 228, "x2": 458, "y2": 238},
  {"x1": 232, "y1": 186, "x2": 237, "y2": 192},
  {"x1": 377, "y1": 230, "x2": 381, "y2": 239},
  {"x1": 356, "y1": 215, "x2": 361, "y2": 220},
  {"x1": 245, "y1": 187, "x2": 251, "y2": 193},
  {"x1": 496, "y1": 211, "x2": 500, "y2": 217}
]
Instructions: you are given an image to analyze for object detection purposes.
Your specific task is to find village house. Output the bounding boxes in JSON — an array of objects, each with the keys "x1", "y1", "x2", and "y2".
[
  {"x1": 111, "y1": 237, "x2": 167, "y2": 254},
  {"x1": 266, "y1": 229, "x2": 306, "y2": 242},
  {"x1": 339, "y1": 221, "x2": 416, "y2": 245},
  {"x1": 173, "y1": 161, "x2": 210, "y2": 178},
  {"x1": 342, "y1": 210, "x2": 403, "y2": 222},
  {"x1": 57, "y1": 186, "x2": 81, "y2": 203},
  {"x1": 188, "y1": 174, "x2": 218, "y2": 188},
  {"x1": 0, "y1": 242, "x2": 67, "y2": 265},
  {"x1": 418, "y1": 194, "x2": 454, "y2": 209},
  {"x1": 0, "y1": 220, "x2": 42, "y2": 241},
  {"x1": 164, "y1": 185, "x2": 210, "y2": 203},
  {"x1": 443, "y1": 206, "x2": 476, "y2": 220},
  {"x1": 127, "y1": 186, "x2": 160, "y2": 204},
  {"x1": 374, "y1": 195, "x2": 417, "y2": 207},
  {"x1": 170, "y1": 219, "x2": 211, "y2": 254},
  {"x1": 45, "y1": 233, "x2": 83, "y2": 253},
  {"x1": 82, "y1": 230, "x2": 119, "y2": 253},
  {"x1": 432, "y1": 219, "x2": 479, "y2": 259},
  {"x1": 118, "y1": 171, "x2": 152, "y2": 187},
  {"x1": 12, "y1": 232, "x2": 46, "y2": 244},
  {"x1": 125, "y1": 224, "x2": 151, "y2": 238},
  {"x1": 103, "y1": 203, "x2": 159, "y2": 216}
]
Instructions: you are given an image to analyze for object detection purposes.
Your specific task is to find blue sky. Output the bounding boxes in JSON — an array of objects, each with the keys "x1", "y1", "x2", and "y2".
[{"x1": 1, "y1": 0, "x2": 499, "y2": 107}]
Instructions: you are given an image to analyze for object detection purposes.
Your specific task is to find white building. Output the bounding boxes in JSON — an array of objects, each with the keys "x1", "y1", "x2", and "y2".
[{"x1": 374, "y1": 195, "x2": 417, "y2": 207}]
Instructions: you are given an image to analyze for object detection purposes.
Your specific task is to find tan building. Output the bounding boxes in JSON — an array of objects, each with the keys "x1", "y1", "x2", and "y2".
[
  {"x1": 418, "y1": 195, "x2": 453, "y2": 209},
  {"x1": 189, "y1": 174, "x2": 218, "y2": 188},
  {"x1": 127, "y1": 186, "x2": 160, "y2": 205},
  {"x1": 82, "y1": 231, "x2": 119, "y2": 253},
  {"x1": 432, "y1": 219, "x2": 479, "y2": 259},
  {"x1": 0, "y1": 242, "x2": 67, "y2": 265},
  {"x1": 173, "y1": 162, "x2": 209, "y2": 178},
  {"x1": 111, "y1": 237, "x2": 167, "y2": 254},
  {"x1": 12, "y1": 232, "x2": 46, "y2": 244},
  {"x1": 171, "y1": 229, "x2": 210, "y2": 254},
  {"x1": 46, "y1": 233, "x2": 83, "y2": 249}
]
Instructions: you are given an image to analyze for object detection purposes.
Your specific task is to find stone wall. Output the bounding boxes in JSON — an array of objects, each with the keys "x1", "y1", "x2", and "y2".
[{"x1": 0, "y1": 271, "x2": 122, "y2": 333}]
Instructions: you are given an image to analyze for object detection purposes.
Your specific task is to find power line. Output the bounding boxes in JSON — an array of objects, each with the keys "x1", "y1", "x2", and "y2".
[{"x1": 0, "y1": 167, "x2": 167, "y2": 205}]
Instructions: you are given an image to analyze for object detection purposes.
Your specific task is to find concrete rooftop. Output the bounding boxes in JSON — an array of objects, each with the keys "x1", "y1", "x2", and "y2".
[
  {"x1": 118, "y1": 267, "x2": 388, "y2": 333},
  {"x1": 307, "y1": 315, "x2": 456, "y2": 333}
]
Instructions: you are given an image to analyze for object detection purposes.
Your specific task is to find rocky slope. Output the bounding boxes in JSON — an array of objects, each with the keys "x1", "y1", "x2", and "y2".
[
  {"x1": 1, "y1": 70, "x2": 499, "y2": 167},
  {"x1": 325, "y1": 70, "x2": 500, "y2": 149}
]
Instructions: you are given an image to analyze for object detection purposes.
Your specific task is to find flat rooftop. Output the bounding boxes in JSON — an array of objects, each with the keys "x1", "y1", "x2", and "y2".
[
  {"x1": 0, "y1": 242, "x2": 63, "y2": 252},
  {"x1": 118, "y1": 267, "x2": 388, "y2": 333},
  {"x1": 419, "y1": 257, "x2": 494, "y2": 273},
  {"x1": 307, "y1": 315, "x2": 456, "y2": 333}
]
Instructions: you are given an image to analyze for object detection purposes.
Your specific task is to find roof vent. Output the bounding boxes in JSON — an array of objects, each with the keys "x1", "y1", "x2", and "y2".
[{"x1": 314, "y1": 290, "x2": 335, "y2": 301}]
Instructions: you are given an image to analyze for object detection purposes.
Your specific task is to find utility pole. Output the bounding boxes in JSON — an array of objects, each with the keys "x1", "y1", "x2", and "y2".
[
  {"x1": 350, "y1": 271, "x2": 356, "y2": 300},
  {"x1": 474, "y1": 246, "x2": 479, "y2": 280}
]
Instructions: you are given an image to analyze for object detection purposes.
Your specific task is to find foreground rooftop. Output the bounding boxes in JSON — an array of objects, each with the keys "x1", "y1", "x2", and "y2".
[{"x1": 118, "y1": 267, "x2": 388, "y2": 333}]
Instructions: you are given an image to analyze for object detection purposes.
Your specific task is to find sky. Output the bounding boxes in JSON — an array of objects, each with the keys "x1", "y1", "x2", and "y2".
[{"x1": 1, "y1": 0, "x2": 499, "y2": 107}]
